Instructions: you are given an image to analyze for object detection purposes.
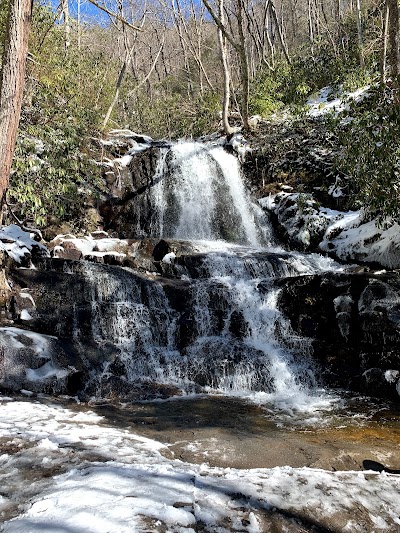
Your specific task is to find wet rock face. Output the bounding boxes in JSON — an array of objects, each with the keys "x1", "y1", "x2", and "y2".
[
  {"x1": 1, "y1": 252, "x2": 241, "y2": 398},
  {"x1": 100, "y1": 147, "x2": 161, "y2": 238},
  {"x1": 274, "y1": 272, "x2": 400, "y2": 400}
]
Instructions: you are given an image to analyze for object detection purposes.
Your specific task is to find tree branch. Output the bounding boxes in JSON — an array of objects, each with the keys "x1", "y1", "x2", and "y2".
[
  {"x1": 87, "y1": 0, "x2": 143, "y2": 32},
  {"x1": 201, "y1": 0, "x2": 239, "y2": 51}
]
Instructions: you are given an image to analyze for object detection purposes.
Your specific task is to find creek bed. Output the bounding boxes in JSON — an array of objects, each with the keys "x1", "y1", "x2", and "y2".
[{"x1": 85, "y1": 394, "x2": 400, "y2": 471}]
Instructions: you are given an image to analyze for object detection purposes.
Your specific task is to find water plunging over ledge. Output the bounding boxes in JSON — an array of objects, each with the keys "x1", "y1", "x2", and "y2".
[
  {"x1": 2, "y1": 147, "x2": 400, "y2": 531},
  {"x1": 143, "y1": 142, "x2": 270, "y2": 245},
  {"x1": 67, "y1": 141, "x2": 348, "y2": 419}
]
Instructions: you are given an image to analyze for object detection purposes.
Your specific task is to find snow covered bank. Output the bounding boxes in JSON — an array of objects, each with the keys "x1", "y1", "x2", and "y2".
[
  {"x1": 306, "y1": 85, "x2": 369, "y2": 118},
  {"x1": 262, "y1": 193, "x2": 400, "y2": 269},
  {"x1": 0, "y1": 225, "x2": 48, "y2": 264},
  {"x1": 1, "y1": 398, "x2": 400, "y2": 532}
]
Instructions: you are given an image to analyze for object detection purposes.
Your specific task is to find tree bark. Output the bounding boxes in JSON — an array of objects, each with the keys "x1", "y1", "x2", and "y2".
[
  {"x1": 381, "y1": 0, "x2": 390, "y2": 84},
  {"x1": 0, "y1": 0, "x2": 33, "y2": 206},
  {"x1": 270, "y1": 1, "x2": 291, "y2": 64},
  {"x1": 202, "y1": 0, "x2": 251, "y2": 130},
  {"x1": 356, "y1": 0, "x2": 364, "y2": 68},
  {"x1": 218, "y1": 0, "x2": 234, "y2": 135},
  {"x1": 236, "y1": 0, "x2": 250, "y2": 130},
  {"x1": 102, "y1": 61, "x2": 127, "y2": 130},
  {"x1": 61, "y1": 0, "x2": 70, "y2": 52},
  {"x1": 388, "y1": 0, "x2": 400, "y2": 79}
]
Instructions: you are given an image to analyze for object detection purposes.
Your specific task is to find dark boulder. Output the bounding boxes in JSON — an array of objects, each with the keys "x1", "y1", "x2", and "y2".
[{"x1": 273, "y1": 271, "x2": 400, "y2": 400}]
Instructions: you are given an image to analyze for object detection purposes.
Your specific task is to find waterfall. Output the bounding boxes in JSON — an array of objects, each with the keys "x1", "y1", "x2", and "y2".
[
  {"x1": 147, "y1": 142, "x2": 270, "y2": 246},
  {"x1": 67, "y1": 140, "x2": 345, "y2": 413}
]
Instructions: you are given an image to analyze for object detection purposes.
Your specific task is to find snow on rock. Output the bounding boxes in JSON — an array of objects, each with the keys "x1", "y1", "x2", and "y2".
[
  {"x1": 108, "y1": 129, "x2": 153, "y2": 144},
  {"x1": 100, "y1": 130, "x2": 154, "y2": 160},
  {"x1": 262, "y1": 193, "x2": 400, "y2": 269},
  {"x1": 0, "y1": 399, "x2": 400, "y2": 532},
  {"x1": 320, "y1": 217, "x2": 400, "y2": 269},
  {"x1": 260, "y1": 192, "x2": 335, "y2": 250},
  {"x1": 25, "y1": 361, "x2": 69, "y2": 383},
  {"x1": 20, "y1": 309, "x2": 33, "y2": 321},
  {"x1": 306, "y1": 85, "x2": 369, "y2": 118},
  {"x1": 161, "y1": 251, "x2": 176, "y2": 264},
  {"x1": 227, "y1": 133, "x2": 252, "y2": 162},
  {"x1": 0, "y1": 225, "x2": 49, "y2": 264},
  {"x1": 0, "y1": 328, "x2": 74, "y2": 393},
  {"x1": 47, "y1": 233, "x2": 134, "y2": 263}
]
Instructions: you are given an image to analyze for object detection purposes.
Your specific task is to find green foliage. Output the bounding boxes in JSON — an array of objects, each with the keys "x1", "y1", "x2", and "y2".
[
  {"x1": 5, "y1": 2, "x2": 116, "y2": 228},
  {"x1": 248, "y1": 55, "x2": 371, "y2": 119},
  {"x1": 9, "y1": 124, "x2": 104, "y2": 227},
  {"x1": 334, "y1": 86, "x2": 400, "y2": 222},
  {"x1": 28, "y1": 4, "x2": 117, "y2": 133},
  {"x1": 249, "y1": 66, "x2": 286, "y2": 116}
]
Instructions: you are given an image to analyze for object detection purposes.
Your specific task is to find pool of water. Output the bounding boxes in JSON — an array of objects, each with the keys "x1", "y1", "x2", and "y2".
[{"x1": 82, "y1": 393, "x2": 400, "y2": 471}]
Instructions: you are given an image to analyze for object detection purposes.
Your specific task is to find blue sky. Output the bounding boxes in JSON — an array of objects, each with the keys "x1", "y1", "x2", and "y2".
[{"x1": 48, "y1": 0, "x2": 109, "y2": 25}]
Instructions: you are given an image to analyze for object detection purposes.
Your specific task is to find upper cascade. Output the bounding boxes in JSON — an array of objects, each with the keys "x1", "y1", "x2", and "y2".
[{"x1": 145, "y1": 142, "x2": 270, "y2": 246}]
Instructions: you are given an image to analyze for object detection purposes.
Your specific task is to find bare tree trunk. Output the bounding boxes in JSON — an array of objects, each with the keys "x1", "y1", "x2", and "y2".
[
  {"x1": 218, "y1": 0, "x2": 234, "y2": 135},
  {"x1": 388, "y1": 0, "x2": 400, "y2": 79},
  {"x1": 307, "y1": 0, "x2": 314, "y2": 57},
  {"x1": 0, "y1": 0, "x2": 33, "y2": 206},
  {"x1": 202, "y1": 0, "x2": 250, "y2": 129},
  {"x1": 356, "y1": 0, "x2": 364, "y2": 68},
  {"x1": 270, "y1": 1, "x2": 291, "y2": 64},
  {"x1": 102, "y1": 61, "x2": 127, "y2": 130},
  {"x1": 265, "y1": 5, "x2": 276, "y2": 67},
  {"x1": 171, "y1": 3, "x2": 193, "y2": 97},
  {"x1": 61, "y1": 0, "x2": 70, "y2": 52},
  {"x1": 77, "y1": 0, "x2": 81, "y2": 49},
  {"x1": 236, "y1": 0, "x2": 250, "y2": 130},
  {"x1": 381, "y1": 0, "x2": 390, "y2": 84}
]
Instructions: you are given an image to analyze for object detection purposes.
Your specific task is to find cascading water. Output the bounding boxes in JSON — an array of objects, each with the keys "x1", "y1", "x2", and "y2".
[
  {"x1": 148, "y1": 142, "x2": 269, "y2": 246},
  {"x1": 82, "y1": 142, "x2": 344, "y2": 414}
]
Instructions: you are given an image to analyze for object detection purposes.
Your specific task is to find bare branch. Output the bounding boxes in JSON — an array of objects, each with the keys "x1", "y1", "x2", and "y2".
[
  {"x1": 87, "y1": 0, "x2": 143, "y2": 32},
  {"x1": 127, "y1": 38, "x2": 165, "y2": 96}
]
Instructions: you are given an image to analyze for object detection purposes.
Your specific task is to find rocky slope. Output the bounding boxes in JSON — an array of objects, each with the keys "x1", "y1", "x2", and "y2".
[{"x1": 0, "y1": 122, "x2": 399, "y2": 403}]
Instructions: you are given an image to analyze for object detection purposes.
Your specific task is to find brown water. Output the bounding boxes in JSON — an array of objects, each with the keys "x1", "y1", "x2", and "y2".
[{"x1": 86, "y1": 395, "x2": 400, "y2": 472}]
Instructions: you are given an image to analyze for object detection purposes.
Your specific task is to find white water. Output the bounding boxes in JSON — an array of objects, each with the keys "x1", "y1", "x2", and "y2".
[
  {"x1": 149, "y1": 142, "x2": 269, "y2": 246},
  {"x1": 71, "y1": 141, "x2": 347, "y2": 416},
  {"x1": 183, "y1": 246, "x2": 343, "y2": 416}
]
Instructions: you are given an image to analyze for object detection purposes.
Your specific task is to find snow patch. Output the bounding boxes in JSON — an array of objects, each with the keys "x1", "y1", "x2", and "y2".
[
  {"x1": 20, "y1": 309, "x2": 33, "y2": 321},
  {"x1": 384, "y1": 370, "x2": 399, "y2": 384},
  {"x1": 26, "y1": 362, "x2": 69, "y2": 382},
  {"x1": 0, "y1": 327, "x2": 51, "y2": 355},
  {"x1": 0, "y1": 400, "x2": 400, "y2": 532},
  {"x1": 307, "y1": 86, "x2": 369, "y2": 118},
  {"x1": 321, "y1": 218, "x2": 400, "y2": 269},
  {"x1": 262, "y1": 193, "x2": 400, "y2": 269},
  {"x1": 0, "y1": 224, "x2": 48, "y2": 263},
  {"x1": 162, "y1": 252, "x2": 176, "y2": 264}
]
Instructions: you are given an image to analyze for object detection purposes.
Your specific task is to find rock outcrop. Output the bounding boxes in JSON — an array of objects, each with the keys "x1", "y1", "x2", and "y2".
[{"x1": 274, "y1": 271, "x2": 400, "y2": 400}]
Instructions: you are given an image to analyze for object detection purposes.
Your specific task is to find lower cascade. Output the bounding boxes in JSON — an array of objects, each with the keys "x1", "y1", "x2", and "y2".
[{"x1": 2, "y1": 140, "x2": 390, "y2": 415}]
